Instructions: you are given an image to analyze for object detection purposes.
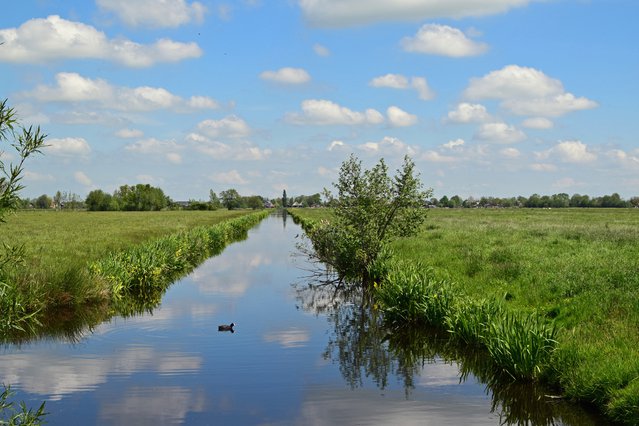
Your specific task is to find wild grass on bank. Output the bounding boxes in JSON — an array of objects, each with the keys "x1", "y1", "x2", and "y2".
[
  {"x1": 90, "y1": 211, "x2": 269, "y2": 297},
  {"x1": 289, "y1": 207, "x2": 639, "y2": 424},
  {"x1": 0, "y1": 210, "x2": 267, "y2": 338},
  {"x1": 374, "y1": 260, "x2": 557, "y2": 381}
]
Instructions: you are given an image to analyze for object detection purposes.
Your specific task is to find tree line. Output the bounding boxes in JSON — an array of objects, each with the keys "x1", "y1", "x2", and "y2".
[{"x1": 431, "y1": 192, "x2": 638, "y2": 209}]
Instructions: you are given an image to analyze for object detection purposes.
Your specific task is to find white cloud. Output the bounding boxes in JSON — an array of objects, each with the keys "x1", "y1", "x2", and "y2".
[
  {"x1": 442, "y1": 138, "x2": 465, "y2": 149},
  {"x1": 23, "y1": 171, "x2": 55, "y2": 182},
  {"x1": 285, "y1": 99, "x2": 384, "y2": 126},
  {"x1": 411, "y1": 77, "x2": 436, "y2": 100},
  {"x1": 116, "y1": 128, "x2": 144, "y2": 139},
  {"x1": 313, "y1": 43, "x2": 331, "y2": 56},
  {"x1": 327, "y1": 140, "x2": 347, "y2": 151},
  {"x1": 422, "y1": 150, "x2": 456, "y2": 163},
  {"x1": 357, "y1": 136, "x2": 415, "y2": 156},
  {"x1": 370, "y1": 74, "x2": 409, "y2": 89},
  {"x1": 211, "y1": 170, "x2": 248, "y2": 185},
  {"x1": 45, "y1": 137, "x2": 91, "y2": 157},
  {"x1": 260, "y1": 67, "x2": 311, "y2": 84},
  {"x1": 521, "y1": 117, "x2": 554, "y2": 129},
  {"x1": 446, "y1": 103, "x2": 490, "y2": 123},
  {"x1": 0, "y1": 15, "x2": 202, "y2": 67},
  {"x1": 553, "y1": 177, "x2": 581, "y2": 189},
  {"x1": 553, "y1": 140, "x2": 597, "y2": 163},
  {"x1": 401, "y1": 24, "x2": 488, "y2": 57},
  {"x1": 25, "y1": 73, "x2": 218, "y2": 112},
  {"x1": 475, "y1": 122, "x2": 526, "y2": 144},
  {"x1": 607, "y1": 149, "x2": 639, "y2": 168},
  {"x1": 369, "y1": 74, "x2": 435, "y2": 100},
  {"x1": 97, "y1": 0, "x2": 206, "y2": 28},
  {"x1": 500, "y1": 147, "x2": 520, "y2": 158},
  {"x1": 298, "y1": 0, "x2": 534, "y2": 27},
  {"x1": 387, "y1": 106, "x2": 417, "y2": 127},
  {"x1": 125, "y1": 138, "x2": 183, "y2": 163},
  {"x1": 74, "y1": 171, "x2": 93, "y2": 186},
  {"x1": 530, "y1": 163, "x2": 558, "y2": 172},
  {"x1": 464, "y1": 65, "x2": 597, "y2": 117},
  {"x1": 196, "y1": 116, "x2": 252, "y2": 139}
]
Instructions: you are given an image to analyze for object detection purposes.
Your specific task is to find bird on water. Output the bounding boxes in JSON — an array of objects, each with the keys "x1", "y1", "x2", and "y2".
[{"x1": 218, "y1": 322, "x2": 235, "y2": 332}]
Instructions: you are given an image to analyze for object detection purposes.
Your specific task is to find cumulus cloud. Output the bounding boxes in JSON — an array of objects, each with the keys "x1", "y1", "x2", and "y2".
[
  {"x1": 285, "y1": 99, "x2": 384, "y2": 126},
  {"x1": 45, "y1": 137, "x2": 91, "y2": 157},
  {"x1": 537, "y1": 140, "x2": 597, "y2": 163},
  {"x1": 313, "y1": 43, "x2": 331, "y2": 56},
  {"x1": 446, "y1": 103, "x2": 490, "y2": 123},
  {"x1": 125, "y1": 138, "x2": 182, "y2": 163},
  {"x1": 607, "y1": 149, "x2": 639, "y2": 168},
  {"x1": 369, "y1": 74, "x2": 435, "y2": 100},
  {"x1": 327, "y1": 140, "x2": 347, "y2": 151},
  {"x1": 475, "y1": 122, "x2": 526, "y2": 144},
  {"x1": 401, "y1": 24, "x2": 488, "y2": 57},
  {"x1": 211, "y1": 170, "x2": 248, "y2": 185},
  {"x1": 0, "y1": 15, "x2": 202, "y2": 67},
  {"x1": 530, "y1": 163, "x2": 558, "y2": 172},
  {"x1": 196, "y1": 115, "x2": 252, "y2": 139},
  {"x1": 500, "y1": 147, "x2": 520, "y2": 158},
  {"x1": 387, "y1": 106, "x2": 417, "y2": 127},
  {"x1": 421, "y1": 150, "x2": 456, "y2": 163},
  {"x1": 97, "y1": 0, "x2": 206, "y2": 28},
  {"x1": 442, "y1": 138, "x2": 465, "y2": 149},
  {"x1": 116, "y1": 128, "x2": 144, "y2": 138},
  {"x1": 74, "y1": 171, "x2": 93, "y2": 186},
  {"x1": 464, "y1": 65, "x2": 597, "y2": 117},
  {"x1": 357, "y1": 136, "x2": 416, "y2": 156},
  {"x1": 25, "y1": 72, "x2": 218, "y2": 112},
  {"x1": 298, "y1": 0, "x2": 534, "y2": 27},
  {"x1": 521, "y1": 117, "x2": 554, "y2": 129},
  {"x1": 259, "y1": 67, "x2": 311, "y2": 84}
]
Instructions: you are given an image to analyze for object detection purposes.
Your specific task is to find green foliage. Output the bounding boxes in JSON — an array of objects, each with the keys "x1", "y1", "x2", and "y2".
[
  {"x1": 90, "y1": 210, "x2": 269, "y2": 296},
  {"x1": 85, "y1": 189, "x2": 113, "y2": 211},
  {"x1": 311, "y1": 154, "x2": 430, "y2": 284},
  {"x1": 112, "y1": 184, "x2": 169, "y2": 211},
  {"x1": 0, "y1": 385, "x2": 46, "y2": 426},
  {"x1": 220, "y1": 188, "x2": 241, "y2": 210}
]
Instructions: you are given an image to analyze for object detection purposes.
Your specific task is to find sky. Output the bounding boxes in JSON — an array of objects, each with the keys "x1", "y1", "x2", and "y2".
[{"x1": 1, "y1": 0, "x2": 638, "y2": 201}]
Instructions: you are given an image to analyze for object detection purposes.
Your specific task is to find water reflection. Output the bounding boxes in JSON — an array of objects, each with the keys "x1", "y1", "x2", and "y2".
[{"x1": 295, "y1": 281, "x2": 608, "y2": 425}]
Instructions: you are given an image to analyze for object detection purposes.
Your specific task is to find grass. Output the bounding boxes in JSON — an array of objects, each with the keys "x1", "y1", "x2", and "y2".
[
  {"x1": 0, "y1": 209, "x2": 262, "y2": 337},
  {"x1": 289, "y1": 207, "x2": 639, "y2": 424}
]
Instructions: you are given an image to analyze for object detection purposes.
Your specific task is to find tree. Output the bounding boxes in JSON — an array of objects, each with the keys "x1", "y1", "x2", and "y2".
[
  {"x1": 282, "y1": 189, "x2": 287, "y2": 208},
  {"x1": 85, "y1": 189, "x2": 113, "y2": 211},
  {"x1": 309, "y1": 154, "x2": 430, "y2": 285},
  {"x1": 209, "y1": 190, "x2": 221, "y2": 210},
  {"x1": 220, "y1": 188, "x2": 241, "y2": 210},
  {"x1": 34, "y1": 194, "x2": 51, "y2": 209}
]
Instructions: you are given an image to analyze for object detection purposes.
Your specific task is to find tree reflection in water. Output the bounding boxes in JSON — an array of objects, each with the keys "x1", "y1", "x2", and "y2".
[{"x1": 294, "y1": 280, "x2": 608, "y2": 426}]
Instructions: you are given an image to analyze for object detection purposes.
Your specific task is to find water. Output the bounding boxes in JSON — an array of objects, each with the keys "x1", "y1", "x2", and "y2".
[{"x1": 0, "y1": 213, "x2": 607, "y2": 425}]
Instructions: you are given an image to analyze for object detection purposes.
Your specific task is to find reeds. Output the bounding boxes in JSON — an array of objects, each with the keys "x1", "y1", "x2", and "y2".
[
  {"x1": 90, "y1": 210, "x2": 269, "y2": 296},
  {"x1": 374, "y1": 260, "x2": 558, "y2": 381}
]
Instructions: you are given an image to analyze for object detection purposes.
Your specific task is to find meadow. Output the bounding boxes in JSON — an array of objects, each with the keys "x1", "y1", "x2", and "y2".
[
  {"x1": 0, "y1": 209, "x2": 260, "y2": 337},
  {"x1": 290, "y1": 207, "x2": 639, "y2": 424}
]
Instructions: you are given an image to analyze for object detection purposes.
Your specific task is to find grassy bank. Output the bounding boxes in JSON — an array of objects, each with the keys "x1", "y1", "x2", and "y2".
[
  {"x1": 289, "y1": 207, "x2": 639, "y2": 424},
  {"x1": 0, "y1": 209, "x2": 266, "y2": 337}
]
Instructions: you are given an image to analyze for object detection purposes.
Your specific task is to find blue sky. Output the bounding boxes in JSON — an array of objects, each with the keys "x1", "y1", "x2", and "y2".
[{"x1": 1, "y1": 0, "x2": 637, "y2": 201}]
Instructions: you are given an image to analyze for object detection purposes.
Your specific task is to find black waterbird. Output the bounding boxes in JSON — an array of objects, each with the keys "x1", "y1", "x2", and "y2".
[{"x1": 218, "y1": 322, "x2": 235, "y2": 332}]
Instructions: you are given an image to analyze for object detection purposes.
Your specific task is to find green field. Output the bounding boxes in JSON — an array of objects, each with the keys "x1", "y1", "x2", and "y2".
[
  {"x1": 1, "y1": 209, "x2": 252, "y2": 269},
  {"x1": 290, "y1": 207, "x2": 639, "y2": 423},
  {"x1": 0, "y1": 209, "x2": 257, "y2": 337}
]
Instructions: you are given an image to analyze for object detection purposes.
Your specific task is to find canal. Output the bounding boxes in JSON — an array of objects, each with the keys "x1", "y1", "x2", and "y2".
[{"x1": 0, "y1": 212, "x2": 606, "y2": 425}]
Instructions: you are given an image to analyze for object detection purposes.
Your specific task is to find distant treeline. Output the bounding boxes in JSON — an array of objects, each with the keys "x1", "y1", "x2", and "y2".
[
  {"x1": 431, "y1": 193, "x2": 638, "y2": 208},
  {"x1": 19, "y1": 185, "x2": 277, "y2": 211}
]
